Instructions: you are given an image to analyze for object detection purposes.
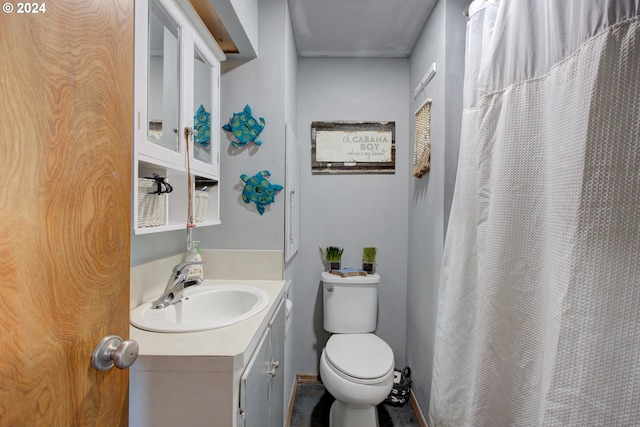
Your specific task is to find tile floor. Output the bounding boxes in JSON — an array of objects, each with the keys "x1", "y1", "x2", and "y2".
[{"x1": 288, "y1": 383, "x2": 422, "y2": 427}]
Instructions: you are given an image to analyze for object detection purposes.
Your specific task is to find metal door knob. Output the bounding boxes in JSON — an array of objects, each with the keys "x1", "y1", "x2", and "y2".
[{"x1": 91, "y1": 335, "x2": 139, "y2": 371}]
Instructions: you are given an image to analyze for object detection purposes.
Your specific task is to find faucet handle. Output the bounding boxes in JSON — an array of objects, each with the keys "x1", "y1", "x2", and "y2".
[
  {"x1": 184, "y1": 277, "x2": 203, "y2": 288},
  {"x1": 172, "y1": 260, "x2": 204, "y2": 275}
]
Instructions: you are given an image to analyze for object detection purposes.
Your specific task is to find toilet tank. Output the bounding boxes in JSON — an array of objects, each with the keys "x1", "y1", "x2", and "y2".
[{"x1": 322, "y1": 271, "x2": 381, "y2": 333}]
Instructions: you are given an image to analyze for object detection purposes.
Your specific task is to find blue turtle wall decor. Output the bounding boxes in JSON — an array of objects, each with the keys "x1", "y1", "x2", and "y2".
[
  {"x1": 194, "y1": 104, "x2": 211, "y2": 147},
  {"x1": 240, "y1": 170, "x2": 283, "y2": 215},
  {"x1": 222, "y1": 105, "x2": 265, "y2": 148}
]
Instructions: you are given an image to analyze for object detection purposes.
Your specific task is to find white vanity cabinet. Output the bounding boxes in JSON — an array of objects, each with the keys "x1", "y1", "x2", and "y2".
[
  {"x1": 129, "y1": 280, "x2": 289, "y2": 427},
  {"x1": 239, "y1": 299, "x2": 286, "y2": 427},
  {"x1": 133, "y1": 0, "x2": 224, "y2": 234}
]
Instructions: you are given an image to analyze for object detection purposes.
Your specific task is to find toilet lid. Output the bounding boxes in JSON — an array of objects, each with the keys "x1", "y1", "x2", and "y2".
[{"x1": 325, "y1": 334, "x2": 394, "y2": 380}]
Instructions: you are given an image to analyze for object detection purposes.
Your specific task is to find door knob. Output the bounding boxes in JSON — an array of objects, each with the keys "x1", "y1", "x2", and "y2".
[{"x1": 91, "y1": 335, "x2": 139, "y2": 371}]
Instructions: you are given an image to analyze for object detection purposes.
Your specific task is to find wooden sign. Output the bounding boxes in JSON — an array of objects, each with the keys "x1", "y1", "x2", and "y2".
[{"x1": 311, "y1": 121, "x2": 396, "y2": 174}]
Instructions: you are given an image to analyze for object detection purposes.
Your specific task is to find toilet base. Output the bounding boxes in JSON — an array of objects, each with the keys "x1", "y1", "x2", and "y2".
[{"x1": 329, "y1": 399, "x2": 379, "y2": 427}]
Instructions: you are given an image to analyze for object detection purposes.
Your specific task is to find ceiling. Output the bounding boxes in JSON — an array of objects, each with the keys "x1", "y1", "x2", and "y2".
[{"x1": 287, "y1": 0, "x2": 438, "y2": 58}]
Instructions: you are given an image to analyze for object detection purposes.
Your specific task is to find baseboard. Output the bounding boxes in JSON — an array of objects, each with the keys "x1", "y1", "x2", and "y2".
[
  {"x1": 296, "y1": 373, "x2": 322, "y2": 384},
  {"x1": 410, "y1": 392, "x2": 429, "y2": 427},
  {"x1": 284, "y1": 377, "x2": 297, "y2": 427}
]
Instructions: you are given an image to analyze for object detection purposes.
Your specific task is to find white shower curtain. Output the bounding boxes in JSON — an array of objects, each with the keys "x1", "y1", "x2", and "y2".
[{"x1": 429, "y1": 1, "x2": 640, "y2": 426}]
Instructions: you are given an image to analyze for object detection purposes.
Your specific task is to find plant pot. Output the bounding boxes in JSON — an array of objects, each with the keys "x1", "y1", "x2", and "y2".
[
  {"x1": 363, "y1": 262, "x2": 374, "y2": 274},
  {"x1": 329, "y1": 262, "x2": 341, "y2": 271}
]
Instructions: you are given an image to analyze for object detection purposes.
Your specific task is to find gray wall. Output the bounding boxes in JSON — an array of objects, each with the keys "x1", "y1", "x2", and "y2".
[
  {"x1": 443, "y1": 0, "x2": 466, "y2": 230},
  {"x1": 293, "y1": 57, "x2": 410, "y2": 374},
  {"x1": 199, "y1": 0, "x2": 289, "y2": 250},
  {"x1": 406, "y1": 0, "x2": 466, "y2": 413}
]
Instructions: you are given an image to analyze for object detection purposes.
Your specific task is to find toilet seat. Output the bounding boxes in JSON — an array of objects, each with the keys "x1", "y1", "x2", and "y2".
[{"x1": 324, "y1": 334, "x2": 394, "y2": 385}]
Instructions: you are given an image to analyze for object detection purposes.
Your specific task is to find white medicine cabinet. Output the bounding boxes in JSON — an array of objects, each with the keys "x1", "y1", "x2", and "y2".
[{"x1": 133, "y1": 0, "x2": 225, "y2": 234}]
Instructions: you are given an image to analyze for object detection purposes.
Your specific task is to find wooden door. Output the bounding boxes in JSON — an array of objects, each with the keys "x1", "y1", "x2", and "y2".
[{"x1": 0, "y1": 1, "x2": 133, "y2": 425}]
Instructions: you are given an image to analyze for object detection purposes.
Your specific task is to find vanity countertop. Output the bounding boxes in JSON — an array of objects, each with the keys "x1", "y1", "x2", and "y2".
[{"x1": 130, "y1": 279, "x2": 287, "y2": 360}]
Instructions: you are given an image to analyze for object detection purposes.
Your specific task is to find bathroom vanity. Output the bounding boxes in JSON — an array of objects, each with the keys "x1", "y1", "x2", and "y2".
[{"x1": 129, "y1": 278, "x2": 289, "y2": 427}]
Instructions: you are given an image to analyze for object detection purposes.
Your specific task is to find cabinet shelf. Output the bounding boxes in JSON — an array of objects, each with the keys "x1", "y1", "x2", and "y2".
[
  {"x1": 133, "y1": 220, "x2": 222, "y2": 235},
  {"x1": 134, "y1": 162, "x2": 220, "y2": 235}
]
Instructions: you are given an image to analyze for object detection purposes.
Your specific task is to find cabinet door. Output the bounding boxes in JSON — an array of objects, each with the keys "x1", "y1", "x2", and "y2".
[
  {"x1": 134, "y1": 0, "x2": 185, "y2": 169},
  {"x1": 269, "y1": 300, "x2": 287, "y2": 427},
  {"x1": 240, "y1": 328, "x2": 271, "y2": 427},
  {"x1": 190, "y1": 38, "x2": 220, "y2": 178}
]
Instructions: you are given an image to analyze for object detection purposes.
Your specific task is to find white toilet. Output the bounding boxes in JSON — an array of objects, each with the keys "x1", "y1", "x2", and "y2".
[{"x1": 319, "y1": 271, "x2": 395, "y2": 427}]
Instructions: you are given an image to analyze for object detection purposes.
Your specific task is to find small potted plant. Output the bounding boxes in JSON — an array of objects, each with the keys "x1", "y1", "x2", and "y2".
[
  {"x1": 321, "y1": 246, "x2": 344, "y2": 271},
  {"x1": 362, "y1": 247, "x2": 377, "y2": 274}
]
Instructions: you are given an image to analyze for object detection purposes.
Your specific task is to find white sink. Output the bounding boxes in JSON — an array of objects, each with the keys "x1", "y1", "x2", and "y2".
[{"x1": 130, "y1": 284, "x2": 269, "y2": 333}]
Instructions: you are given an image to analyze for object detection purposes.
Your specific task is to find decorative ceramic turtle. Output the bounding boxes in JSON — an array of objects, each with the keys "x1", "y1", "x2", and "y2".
[
  {"x1": 240, "y1": 170, "x2": 283, "y2": 215},
  {"x1": 222, "y1": 105, "x2": 266, "y2": 148},
  {"x1": 194, "y1": 104, "x2": 211, "y2": 147}
]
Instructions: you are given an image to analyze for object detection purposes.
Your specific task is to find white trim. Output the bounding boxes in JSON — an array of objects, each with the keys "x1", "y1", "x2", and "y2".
[{"x1": 413, "y1": 62, "x2": 437, "y2": 99}]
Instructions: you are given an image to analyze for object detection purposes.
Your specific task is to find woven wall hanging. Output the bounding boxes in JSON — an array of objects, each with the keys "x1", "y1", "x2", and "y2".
[{"x1": 413, "y1": 99, "x2": 431, "y2": 178}]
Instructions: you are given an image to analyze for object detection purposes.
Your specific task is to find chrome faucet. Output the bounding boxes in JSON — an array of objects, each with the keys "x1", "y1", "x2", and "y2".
[{"x1": 151, "y1": 261, "x2": 204, "y2": 309}]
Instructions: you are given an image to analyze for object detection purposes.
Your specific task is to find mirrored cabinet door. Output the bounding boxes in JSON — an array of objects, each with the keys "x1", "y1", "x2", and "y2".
[
  {"x1": 148, "y1": 0, "x2": 180, "y2": 154},
  {"x1": 193, "y1": 47, "x2": 213, "y2": 166},
  {"x1": 134, "y1": 0, "x2": 184, "y2": 169},
  {"x1": 191, "y1": 42, "x2": 219, "y2": 177}
]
